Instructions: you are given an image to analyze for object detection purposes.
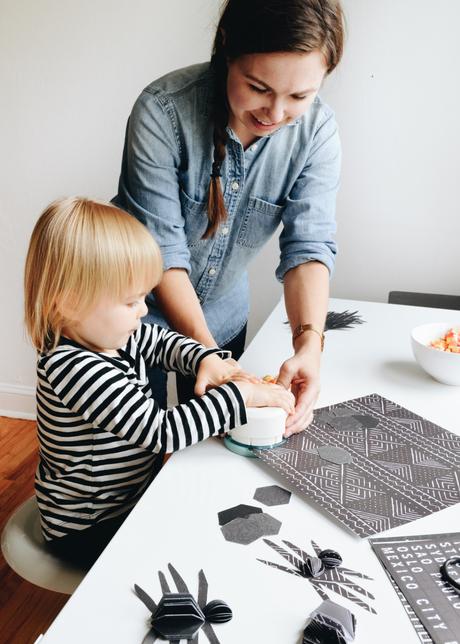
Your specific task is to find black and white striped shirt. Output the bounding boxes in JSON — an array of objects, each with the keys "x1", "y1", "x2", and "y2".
[{"x1": 35, "y1": 323, "x2": 246, "y2": 541}]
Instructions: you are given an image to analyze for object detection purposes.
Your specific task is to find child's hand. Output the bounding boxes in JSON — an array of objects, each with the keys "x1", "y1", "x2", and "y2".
[
  {"x1": 194, "y1": 354, "x2": 258, "y2": 396},
  {"x1": 235, "y1": 381, "x2": 295, "y2": 417}
]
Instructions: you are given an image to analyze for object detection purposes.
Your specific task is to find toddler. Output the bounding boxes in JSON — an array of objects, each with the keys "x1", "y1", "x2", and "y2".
[{"x1": 24, "y1": 197, "x2": 294, "y2": 566}]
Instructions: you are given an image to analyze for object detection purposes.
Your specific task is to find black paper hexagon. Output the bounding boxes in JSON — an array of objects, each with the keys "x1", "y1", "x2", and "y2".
[
  {"x1": 303, "y1": 599, "x2": 356, "y2": 644},
  {"x1": 253, "y1": 484, "x2": 291, "y2": 506},
  {"x1": 217, "y1": 504, "x2": 262, "y2": 526},
  {"x1": 316, "y1": 445, "x2": 353, "y2": 465},
  {"x1": 151, "y1": 592, "x2": 205, "y2": 640},
  {"x1": 221, "y1": 512, "x2": 281, "y2": 545}
]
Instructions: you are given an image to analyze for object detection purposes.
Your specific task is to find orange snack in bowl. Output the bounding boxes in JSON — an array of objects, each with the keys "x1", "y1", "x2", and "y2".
[{"x1": 430, "y1": 327, "x2": 460, "y2": 353}]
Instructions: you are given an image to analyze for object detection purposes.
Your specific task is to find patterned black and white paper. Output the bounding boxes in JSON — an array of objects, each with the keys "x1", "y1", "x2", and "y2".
[
  {"x1": 255, "y1": 394, "x2": 460, "y2": 537},
  {"x1": 370, "y1": 532, "x2": 460, "y2": 643}
]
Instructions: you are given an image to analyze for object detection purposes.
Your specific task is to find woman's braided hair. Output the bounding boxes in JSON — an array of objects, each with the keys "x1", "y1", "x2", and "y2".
[{"x1": 203, "y1": 0, "x2": 344, "y2": 239}]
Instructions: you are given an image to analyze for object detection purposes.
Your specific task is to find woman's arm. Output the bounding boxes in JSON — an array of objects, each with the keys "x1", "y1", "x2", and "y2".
[
  {"x1": 275, "y1": 105, "x2": 341, "y2": 433},
  {"x1": 277, "y1": 261, "x2": 329, "y2": 434},
  {"x1": 154, "y1": 268, "x2": 216, "y2": 347},
  {"x1": 284, "y1": 261, "x2": 329, "y2": 337}
]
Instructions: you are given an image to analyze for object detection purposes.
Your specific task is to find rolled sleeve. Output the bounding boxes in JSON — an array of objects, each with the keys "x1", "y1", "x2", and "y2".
[
  {"x1": 115, "y1": 90, "x2": 191, "y2": 273},
  {"x1": 276, "y1": 109, "x2": 341, "y2": 282}
]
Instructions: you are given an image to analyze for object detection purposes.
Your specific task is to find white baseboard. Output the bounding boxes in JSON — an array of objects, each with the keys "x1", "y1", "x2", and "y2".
[{"x1": 0, "y1": 383, "x2": 36, "y2": 420}]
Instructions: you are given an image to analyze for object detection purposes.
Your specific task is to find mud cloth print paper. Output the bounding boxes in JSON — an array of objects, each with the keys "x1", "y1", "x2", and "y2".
[{"x1": 255, "y1": 394, "x2": 460, "y2": 538}]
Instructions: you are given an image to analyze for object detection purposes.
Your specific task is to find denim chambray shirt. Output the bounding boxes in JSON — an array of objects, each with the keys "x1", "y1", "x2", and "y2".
[{"x1": 114, "y1": 63, "x2": 340, "y2": 346}]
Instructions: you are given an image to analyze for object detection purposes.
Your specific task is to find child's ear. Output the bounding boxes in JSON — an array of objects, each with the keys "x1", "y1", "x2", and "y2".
[{"x1": 55, "y1": 295, "x2": 78, "y2": 322}]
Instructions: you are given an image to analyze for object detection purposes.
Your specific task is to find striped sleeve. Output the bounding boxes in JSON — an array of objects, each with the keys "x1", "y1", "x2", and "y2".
[
  {"x1": 41, "y1": 348, "x2": 246, "y2": 455},
  {"x1": 132, "y1": 323, "x2": 231, "y2": 375}
]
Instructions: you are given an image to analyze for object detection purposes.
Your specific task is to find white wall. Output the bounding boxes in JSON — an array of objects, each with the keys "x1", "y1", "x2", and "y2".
[
  {"x1": 1, "y1": 0, "x2": 459, "y2": 417},
  {"x1": 326, "y1": 0, "x2": 460, "y2": 302}
]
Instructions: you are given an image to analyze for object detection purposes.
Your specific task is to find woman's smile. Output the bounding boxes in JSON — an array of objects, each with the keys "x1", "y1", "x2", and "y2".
[
  {"x1": 226, "y1": 51, "x2": 327, "y2": 148},
  {"x1": 251, "y1": 113, "x2": 283, "y2": 130}
]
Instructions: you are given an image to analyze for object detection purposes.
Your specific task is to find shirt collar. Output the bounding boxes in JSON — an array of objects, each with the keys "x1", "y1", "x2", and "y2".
[
  {"x1": 58, "y1": 335, "x2": 131, "y2": 361},
  {"x1": 226, "y1": 117, "x2": 301, "y2": 147}
]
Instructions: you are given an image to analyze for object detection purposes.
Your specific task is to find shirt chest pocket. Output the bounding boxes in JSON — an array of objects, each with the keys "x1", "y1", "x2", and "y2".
[
  {"x1": 179, "y1": 188, "x2": 209, "y2": 246},
  {"x1": 237, "y1": 196, "x2": 283, "y2": 249}
]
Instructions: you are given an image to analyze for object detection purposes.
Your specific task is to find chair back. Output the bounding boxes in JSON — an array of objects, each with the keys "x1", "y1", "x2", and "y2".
[{"x1": 388, "y1": 291, "x2": 460, "y2": 310}]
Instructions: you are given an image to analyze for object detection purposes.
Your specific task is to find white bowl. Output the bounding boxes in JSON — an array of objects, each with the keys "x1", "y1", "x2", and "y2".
[{"x1": 411, "y1": 322, "x2": 460, "y2": 385}]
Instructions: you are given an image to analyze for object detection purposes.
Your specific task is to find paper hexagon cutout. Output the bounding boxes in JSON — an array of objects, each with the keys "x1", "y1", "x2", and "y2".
[
  {"x1": 317, "y1": 445, "x2": 353, "y2": 465},
  {"x1": 303, "y1": 598, "x2": 356, "y2": 643},
  {"x1": 151, "y1": 593, "x2": 205, "y2": 640},
  {"x1": 221, "y1": 512, "x2": 281, "y2": 545},
  {"x1": 253, "y1": 484, "x2": 291, "y2": 506},
  {"x1": 218, "y1": 504, "x2": 262, "y2": 526}
]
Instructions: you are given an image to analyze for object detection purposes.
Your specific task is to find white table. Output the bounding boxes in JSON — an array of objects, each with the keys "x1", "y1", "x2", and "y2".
[{"x1": 41, "y1": 298, "x2": 460, "y2": 644}]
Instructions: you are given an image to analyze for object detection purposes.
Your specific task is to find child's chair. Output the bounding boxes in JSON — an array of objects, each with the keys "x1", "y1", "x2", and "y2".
[{"x1": 1, "y1": 495, "x2": 86, "y2": 594}]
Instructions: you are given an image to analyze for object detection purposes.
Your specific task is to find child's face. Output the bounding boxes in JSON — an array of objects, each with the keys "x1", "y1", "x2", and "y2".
[
  {"x1": 63, "y1": 290, "x2": 148, "y2": 354},
  {"x1": 226, "y1": 50, "x2": 327, "y2": 148}
]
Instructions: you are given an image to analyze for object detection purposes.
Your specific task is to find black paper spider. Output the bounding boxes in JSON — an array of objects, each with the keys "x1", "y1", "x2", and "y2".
[
  {"x1": 257, "y1": 539, "x2": 377, "y2": 614},
  {"x1": 134, "y1": 563, "x2": 232, "y2": 644}
]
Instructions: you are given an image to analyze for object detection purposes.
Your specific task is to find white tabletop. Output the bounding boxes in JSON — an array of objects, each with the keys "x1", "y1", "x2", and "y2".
[{"x1": 41, "y1": 298, "x2": 460, "y2": 644}]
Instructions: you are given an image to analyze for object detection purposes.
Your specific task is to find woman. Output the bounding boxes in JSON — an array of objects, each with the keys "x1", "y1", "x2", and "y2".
[{"x1": 114, "y1": 0, "x2": 344, "y2": 434}]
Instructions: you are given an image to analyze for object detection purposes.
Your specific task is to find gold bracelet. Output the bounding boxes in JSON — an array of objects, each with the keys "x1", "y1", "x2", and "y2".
[{"x1": 292, "y1": 323, "x2": 325, "y2": 351}]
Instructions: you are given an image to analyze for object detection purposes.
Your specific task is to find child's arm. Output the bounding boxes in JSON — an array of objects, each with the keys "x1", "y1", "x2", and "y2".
[
  {"x1": 130, "y1": 323, "x2": 231, "y2": 376},
  {"x1": 194, "y1": 354, "x2": 259, "y2": 395},
  {"x1": 41, "y1": 348, "x2": 245, "y2": 455}
]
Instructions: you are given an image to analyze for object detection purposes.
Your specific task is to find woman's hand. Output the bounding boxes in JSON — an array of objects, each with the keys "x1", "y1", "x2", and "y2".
[
  {"x1": 276, "y1": 342, "x2": 321, "y2": 436},
  {"x1": 194, "y1": 355, "x2": 257, "y2": 396},
  {"x1": 235, "y1": 381, "x2": 295, "y2": 417}
]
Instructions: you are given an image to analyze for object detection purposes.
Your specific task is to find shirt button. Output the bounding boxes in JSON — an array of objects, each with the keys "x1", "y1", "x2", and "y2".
[
  {"x1": 250, "y1": 143, "x2": 258, "y2": 151},
  {"x1": 221, "y1": 226, "x2": 229, "y2": 236},
  {"x1": 231, "y1": 180, "x2": 239, "y2": 191},
  {"x1": 208, "y1": 268, "x2": 216, "y2": 276}
]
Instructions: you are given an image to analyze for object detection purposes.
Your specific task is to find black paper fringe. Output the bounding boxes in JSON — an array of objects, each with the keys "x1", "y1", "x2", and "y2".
[
  {"x1": 324, "y1": 310, "x2": 365, "y2": 332},
  {"x1": 284, "y1": 310, "x2": 365, "y2": 332}
]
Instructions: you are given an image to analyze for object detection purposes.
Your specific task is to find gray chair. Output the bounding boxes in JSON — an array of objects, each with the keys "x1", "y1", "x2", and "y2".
[
  {"x1": 388, "y1": 291, "x2": 460, "y2": 310},
  {"x1": 1, "y1": 495, "x2": 86, "y2": 594}
]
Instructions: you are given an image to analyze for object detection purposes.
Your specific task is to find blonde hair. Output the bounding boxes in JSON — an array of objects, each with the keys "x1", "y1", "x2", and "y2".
[{"x1": 24, "y1": 197, "x2": 163, "y2": 352}]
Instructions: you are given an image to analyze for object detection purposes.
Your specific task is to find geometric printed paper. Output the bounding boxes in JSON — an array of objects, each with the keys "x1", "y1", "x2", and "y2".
[{"x1": 255, "y1": 394, "x2": 460, "y2": 537}]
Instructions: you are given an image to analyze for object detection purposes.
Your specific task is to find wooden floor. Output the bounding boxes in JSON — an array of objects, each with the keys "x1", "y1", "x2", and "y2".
[{"x1": 0, "y1": 417, "x2": 68, "y2": 644}]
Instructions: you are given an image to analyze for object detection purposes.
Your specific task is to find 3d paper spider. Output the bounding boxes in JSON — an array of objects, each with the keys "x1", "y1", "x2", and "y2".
[
  {"x1": 134, "y1": 563, "x2": 232, "y2": 643},
  {"x1": 258, "y1": 539, "x2": 377, "y2": 614}
]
